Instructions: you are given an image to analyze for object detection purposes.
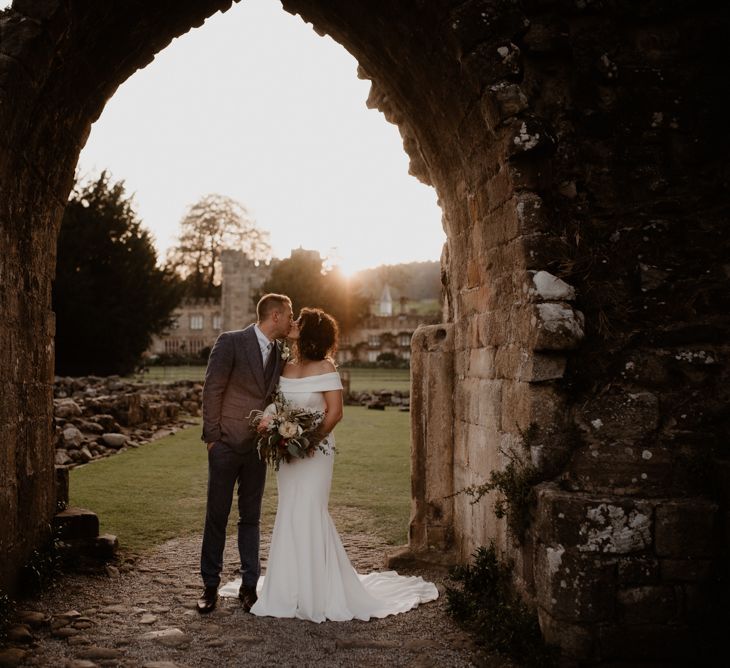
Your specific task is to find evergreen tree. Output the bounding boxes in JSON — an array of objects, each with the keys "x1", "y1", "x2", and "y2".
[{"x1": 53, "y1": 172, "x2": 183, "y2": 376}]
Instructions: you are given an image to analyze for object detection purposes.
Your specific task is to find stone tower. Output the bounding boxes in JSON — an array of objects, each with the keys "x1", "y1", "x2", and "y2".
[{"x1": 220, "y1": 250, "x2": 269, "y2": 332}]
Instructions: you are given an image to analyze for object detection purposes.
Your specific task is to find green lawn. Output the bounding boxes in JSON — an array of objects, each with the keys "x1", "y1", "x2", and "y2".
[
  {"x1": 70, "y1": 406, "x2": 411, "y2": 554},
  {"x1": 342, "y1": 368, "x2": 410, "y2": 393},
  {"x1": 129, "y1": 366, "x2": 411, "y2": 393}
]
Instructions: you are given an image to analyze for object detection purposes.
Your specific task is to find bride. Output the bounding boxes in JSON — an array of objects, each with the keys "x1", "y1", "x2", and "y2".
[{"x1": 220, "y1": 307, "x2": 437, "y2": 622}]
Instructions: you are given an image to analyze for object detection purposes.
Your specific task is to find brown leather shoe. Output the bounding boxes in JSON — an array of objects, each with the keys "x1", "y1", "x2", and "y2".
[
  {"x1": 238, "y1": 583, "x2": 257, "y2": 612},
  {"x1": 197, "y1": 586, "x2": 218, "y2": 614}
]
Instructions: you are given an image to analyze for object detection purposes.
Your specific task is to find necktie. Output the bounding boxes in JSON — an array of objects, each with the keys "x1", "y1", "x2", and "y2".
[{"x1": 264, "y1": 343, "x2": 276, "y2": 384}]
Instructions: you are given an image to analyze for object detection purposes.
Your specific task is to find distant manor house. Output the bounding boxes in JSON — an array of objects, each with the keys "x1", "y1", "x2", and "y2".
[{"x1": 148, "y1": 250, "x2": 438, "y2": 363}]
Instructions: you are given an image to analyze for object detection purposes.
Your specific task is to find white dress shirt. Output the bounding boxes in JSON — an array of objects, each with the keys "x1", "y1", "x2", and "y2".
[{"x1": 254, "y1": 324, "x2": 274, "y2": 367}]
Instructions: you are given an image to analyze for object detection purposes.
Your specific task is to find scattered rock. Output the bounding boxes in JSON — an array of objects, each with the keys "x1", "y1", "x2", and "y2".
[
  {"x1": 143, "y1": 662, "x2": 185, "y2": 668},
  {"x1": 78, "y1": 445, "x2": 94, "y2": 463},
  {"x1": 56, "y1": 449, "x2": 73, "y2": 466},
  {"x1": 65, "y1": 660, "x2": 97, "y2": 668},
  {"x1": 149, "y1": 606, "x2": 171, "y2": 614},
  {"x1": 99, "y1": 604, "x2": 127, "y2": 614},
  {"x1": 62, "y1": 426, "x2": 83, "y2": 448},
  {"x1": 75, "y1": 647, "x2": 124, "y2": 661},
  {"x1": 101, "y1": 433, "x2": 127, "y2": 449},
  {"x1": 52, "y1": 627, "x2": 80, "y2": 639},
  {"x1": 67, "y1": 637, "x2": 92, "y2": 647},
  {"x1": 93, "y1": 534, "x2": 119, "y2": 559},
  {"x1": 0, "y1": 648, "x2": 29, "y2": 667},
  {"x1": 18, "y1": 610, "x2": 48, "y2": 628},
  {"x1": 140, "y1": 628, "x2": 189, "y2": 647},
  {"x1": 6, "y1": 625, "x2": 33, "y2": 644},
  {"x1": 54, "y1": 398, "x2": 83, "y2": 418},
  {"x1": 139, "y1": 614, "x2": 157, "y2": 624},
  {"x1": 104, "y1": 565, "x2": 121, "y2": 578},
  {"x1": 53, "y1": 508, "x2": 100, "y2": 540}
]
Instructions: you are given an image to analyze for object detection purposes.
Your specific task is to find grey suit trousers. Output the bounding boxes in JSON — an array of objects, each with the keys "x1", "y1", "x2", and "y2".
[{"x1": 200, "y1": 440, "x2": 266, "y2": 589}]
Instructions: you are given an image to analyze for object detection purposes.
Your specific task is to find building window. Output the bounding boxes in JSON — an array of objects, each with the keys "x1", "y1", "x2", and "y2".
[
  {"x1": 190, "y1": 314, "x2": 204, "y2": 330},
  {"x1": 368, "y1": 334, "x2": 380, "y2": 347},
  {"x1": 213, "y1": 315, "x2": 222, "y2": 331},
  {"x1": 399, "y1": 334, "x2": 411, "y2": 347},
  {"x1": 368, "y1": 350, "x2": 379, "y2": 362}
]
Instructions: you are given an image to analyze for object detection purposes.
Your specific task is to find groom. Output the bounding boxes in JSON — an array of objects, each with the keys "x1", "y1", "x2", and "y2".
[{"x1": 197, "y1": 293, "x2": 293, "y2": 614}]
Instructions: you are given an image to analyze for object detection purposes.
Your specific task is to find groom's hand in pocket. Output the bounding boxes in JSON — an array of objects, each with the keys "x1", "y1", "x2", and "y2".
[{"x1": 207, "y1": 442, "x2": 216, "y2": 452}]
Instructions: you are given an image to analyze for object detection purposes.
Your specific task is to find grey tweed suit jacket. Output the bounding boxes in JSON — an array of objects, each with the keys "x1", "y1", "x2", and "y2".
[{"x1": 201, "y1": 325, "x2": 284, "y2": 453}]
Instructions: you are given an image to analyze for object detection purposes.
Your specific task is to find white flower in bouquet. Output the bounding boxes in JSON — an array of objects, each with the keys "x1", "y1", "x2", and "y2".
[{"x1": 278, "y1": 421, "x2": 302, "y2": 439}]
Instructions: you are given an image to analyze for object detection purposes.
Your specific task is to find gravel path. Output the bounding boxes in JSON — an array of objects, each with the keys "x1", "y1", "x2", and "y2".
[{"x1": 4, "y1": 512, "x2": 482, "y2": 668}]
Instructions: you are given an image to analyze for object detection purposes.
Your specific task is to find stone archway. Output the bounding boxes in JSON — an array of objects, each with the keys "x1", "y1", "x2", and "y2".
[{"x1": 1, "y1": 0, "x2": 728, "y2": 662}]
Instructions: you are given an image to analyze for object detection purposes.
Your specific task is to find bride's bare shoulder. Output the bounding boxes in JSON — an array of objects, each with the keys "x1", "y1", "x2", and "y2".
[{"x1": 318, "y1": 358, "x2": 337, "y2": 374}]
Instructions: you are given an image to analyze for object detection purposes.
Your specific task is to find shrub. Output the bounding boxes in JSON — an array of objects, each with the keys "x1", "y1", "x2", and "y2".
[{"x1": 447, "y1": 544, "x2": 558, "y2": 667}]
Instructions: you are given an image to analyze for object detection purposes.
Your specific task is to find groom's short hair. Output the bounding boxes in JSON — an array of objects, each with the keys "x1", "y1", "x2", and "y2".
[{"x1": 257, "y1": 293, "x2": 292, "y2": 321}]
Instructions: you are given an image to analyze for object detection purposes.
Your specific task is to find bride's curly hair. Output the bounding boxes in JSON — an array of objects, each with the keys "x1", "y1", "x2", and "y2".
[{"x1": 295, "y1": 308, "x2": 339, "y2": 362}]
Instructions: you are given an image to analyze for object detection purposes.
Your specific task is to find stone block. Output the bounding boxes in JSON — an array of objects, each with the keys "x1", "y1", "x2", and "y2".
[
  {"x1": 93, "y1": 534, "x2": 119, "y2": 560},
  {"x1": 462, "y1": 41, "x2": 522, "y2": 90},
  {"x1": 53, "y1": 507, "x2": 99, "y2": 540},
  {"x1": 617, "y1": 557, "x2": 660, "y2": 586},
  {"x1": 476, "y1": 311, "x2": 508, "y2": 347},
  {"x1": 597, "y1": 623, "x2": 691, "y2": 662},
  {"x1": 530, "y1": 303, "x2": 585, "y2": 351},
  {"x1": 481, "y1": 82, "x2": 529, "y2": 130},
  {"x1": 483, "y1": 166, "x2": 514, "y2": 212},
  {"x1": 660, "y1": 558, "x2": 713, "y2": 582},
  {"x1": 457, "y1": 285, "x2": 489, "y2": 317},
  {"x1": 516, "y1": 352, "x2": 567, "y2": 382},
  {"x1": 528, "y1": 270, "x2": 576, "y2": 301},
  {"x1": 565, "y1": 442, "x2": 673, "y2": 496},
  {"x1": 467, "y1": 346, "x2": 496, "y2": 379},
  {"x1": 576, "y1": 390, "x2": 660, "y2": 445},
  {"x1": 535, "y1": 484, "x2": 653, "y2": 555},
  {"x1": 501, "y1": 382, "x2": 564, "y2": 435},
  {"x1": 411, "y1": 323, "x2": 454, "y2": 353},
  {"x1": 507, "y1": 117, "x2": 554, "y2": 157},
  {"x1": 454, "y1": 377, "x2": 502, "y2": 431},
  {"x1": 535, "y1": 544, "x2": 616, "y2": 622},
  {"x1": 537, "y1": 609, "x2": 594, "y2": 659},
  {"x1": 493, "y1": 344, "x2": 522, "y2": 379},
  {"x1": 617, "y1": 585, "x2": 679, "y2": 624},
  {"x1": 655, "y1": 499, "x2": 718, "y2": 558}
]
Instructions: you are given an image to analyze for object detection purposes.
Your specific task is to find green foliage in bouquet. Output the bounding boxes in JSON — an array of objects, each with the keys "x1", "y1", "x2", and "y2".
[{"x1": 446, "y1": 544, "x2": 557, "y2": 667}]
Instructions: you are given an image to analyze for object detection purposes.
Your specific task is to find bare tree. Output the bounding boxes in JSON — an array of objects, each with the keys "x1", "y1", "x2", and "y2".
[{"x1": 167, "y1": 194, "x2": 271, "y2": 297}]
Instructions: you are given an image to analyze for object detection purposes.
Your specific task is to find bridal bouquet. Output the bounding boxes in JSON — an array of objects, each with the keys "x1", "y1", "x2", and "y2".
[{"x1": 248, "y1": 390, "x2": 329, "y2": 470}]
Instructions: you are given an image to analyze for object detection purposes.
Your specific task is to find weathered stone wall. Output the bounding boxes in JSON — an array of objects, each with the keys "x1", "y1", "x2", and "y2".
[{"x1": 1, "y1": 0, "x2": 728, "y2": 661}]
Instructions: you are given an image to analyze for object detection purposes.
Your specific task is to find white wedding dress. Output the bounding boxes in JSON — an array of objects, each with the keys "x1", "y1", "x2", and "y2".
[{"x1": 219, "y1": 371, "x2": 438, "y2": 622}]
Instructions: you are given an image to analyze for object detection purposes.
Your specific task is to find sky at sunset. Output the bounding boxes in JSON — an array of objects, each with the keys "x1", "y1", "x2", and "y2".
[{"x1": 12, "y1": 0, "x2": 446, "y2": 274}]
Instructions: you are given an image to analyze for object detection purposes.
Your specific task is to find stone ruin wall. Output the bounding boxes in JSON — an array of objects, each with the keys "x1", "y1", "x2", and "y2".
[
  {"x1": 399, "y1": 2, "x2": 730, "y2": 662},
  {"x1": 1, "y1": 0, "x2": 728, "y2": 662}
]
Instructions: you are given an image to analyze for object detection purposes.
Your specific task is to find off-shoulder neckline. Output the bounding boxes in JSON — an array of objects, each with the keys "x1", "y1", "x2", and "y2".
[{"x1": 280, "y1": 371, "x2": 340, "y2": 381}]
